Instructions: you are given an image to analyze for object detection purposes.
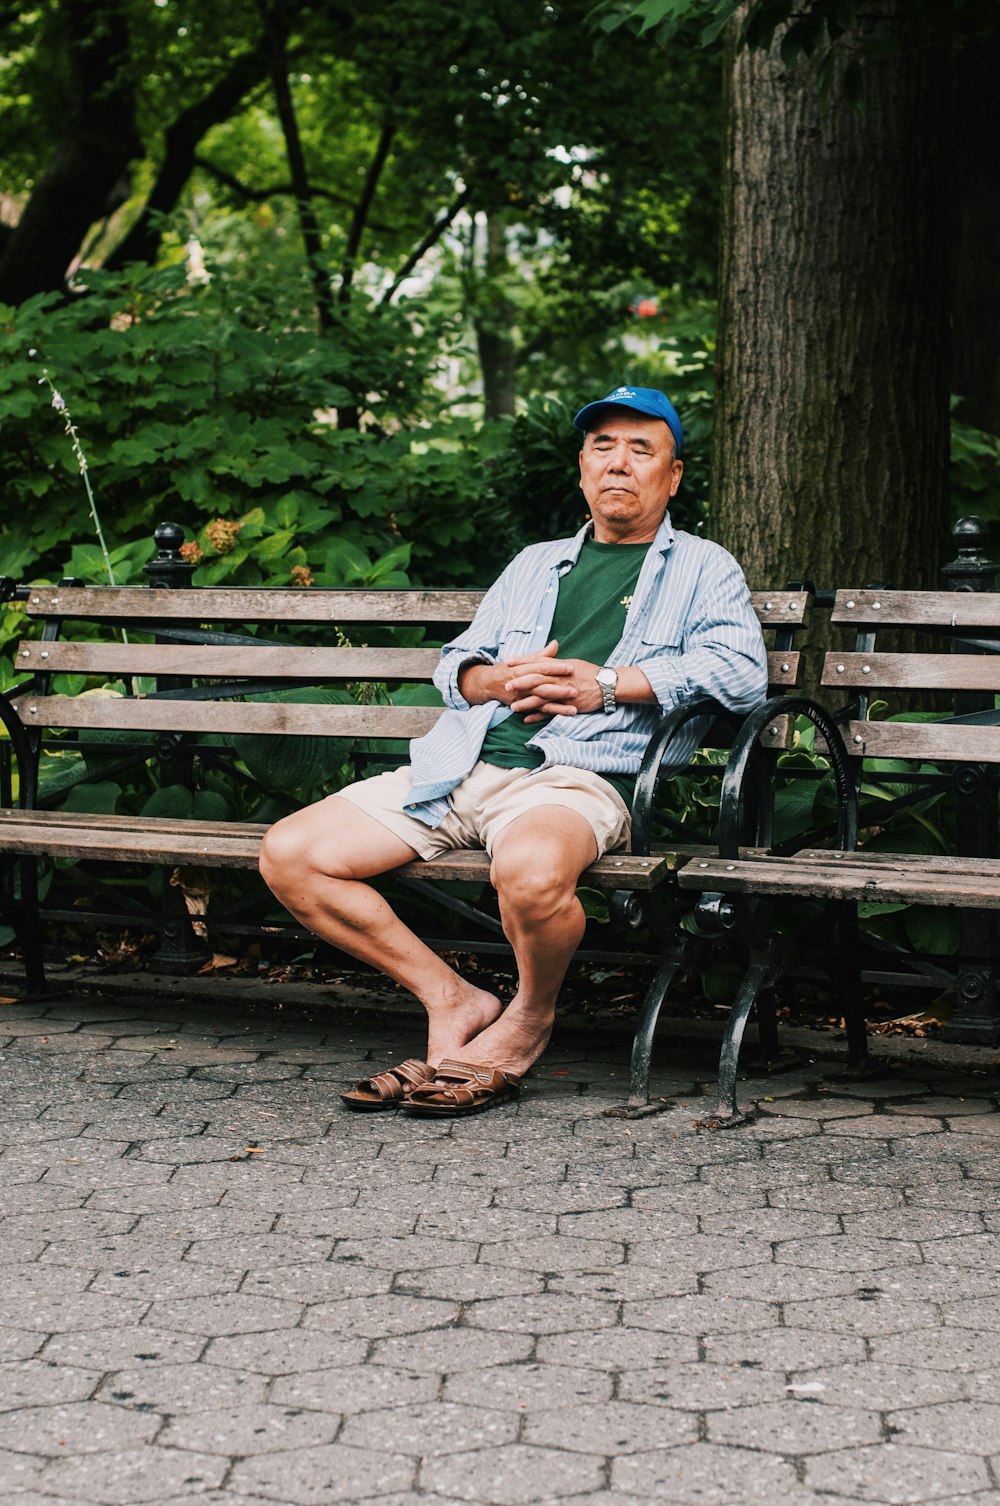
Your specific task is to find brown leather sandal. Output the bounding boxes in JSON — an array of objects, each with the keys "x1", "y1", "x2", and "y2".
[
  {"x1": 400, "y1": 1060, "x2": 522, "y2": 1118},
  {"x1": 340, "y1": 1058, "x2": 434, "y2": 1112}
]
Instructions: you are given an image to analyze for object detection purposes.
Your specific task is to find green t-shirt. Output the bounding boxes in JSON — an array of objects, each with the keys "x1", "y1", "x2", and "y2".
[{"x1": 480, "y1": 538, "x2": 649, "y2": 805}]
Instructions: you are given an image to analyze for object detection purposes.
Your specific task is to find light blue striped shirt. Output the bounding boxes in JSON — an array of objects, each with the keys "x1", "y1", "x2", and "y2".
[{"x1": 405, "y1": 517, "x2": 767, "y2": 827}]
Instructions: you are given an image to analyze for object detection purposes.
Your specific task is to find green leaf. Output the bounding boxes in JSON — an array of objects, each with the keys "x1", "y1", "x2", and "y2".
[
  {"x1": 141, "y1": 784, "x2": 194, "y2": 820},
  {"x1": 59, "y1": 781, "x2": 121, "y2": 814}
]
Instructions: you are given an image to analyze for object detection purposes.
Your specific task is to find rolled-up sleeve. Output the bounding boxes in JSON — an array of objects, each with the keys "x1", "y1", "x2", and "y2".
[
  {"x1": 433, "y1": 569, "x2": 510, "y2": 710},
  {"x1": 639, "y1": 557, "x2": 768, "y2": 716}
]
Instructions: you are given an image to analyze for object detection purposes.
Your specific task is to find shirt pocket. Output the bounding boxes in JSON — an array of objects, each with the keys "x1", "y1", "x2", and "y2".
[{"x1": 498, "y1": 623, "x2": 537, "y2": 659}]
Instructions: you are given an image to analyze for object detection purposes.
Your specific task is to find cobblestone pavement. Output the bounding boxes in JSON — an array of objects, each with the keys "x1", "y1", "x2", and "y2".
[{"x1": 1, "y1": 982, "x2": 999, "y2": 1506}]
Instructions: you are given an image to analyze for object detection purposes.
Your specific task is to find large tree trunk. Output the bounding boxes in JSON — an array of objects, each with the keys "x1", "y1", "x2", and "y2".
[
  {"x1": 951, "y1": 35, "x2": 1000, "y2": 437},
  {"x1": 0, "y1": 0, "x2": 140, "y2": 305},
  {"x1": 711, "y1": 2, "x2": 950, "y2": 595}
]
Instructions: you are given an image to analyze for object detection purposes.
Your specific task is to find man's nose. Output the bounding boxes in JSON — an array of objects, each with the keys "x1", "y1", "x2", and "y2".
[{"x1": 607, "y1": 444, "x2": 631, "y2": 471}]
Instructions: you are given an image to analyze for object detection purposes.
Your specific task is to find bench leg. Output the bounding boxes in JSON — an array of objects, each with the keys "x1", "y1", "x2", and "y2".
[
  {"x1": 834, "y1": 902, "x2": 869, "y2": 1073},
  {"x1": 603, "y1": 953, "x2": 685, "y2": 1119},
  {"x1": 4, "y1": 857, "x2": 46, "y2": 997},
  {"x1": 699, "y1": 953, "x2": 771, "y2": 1128}
]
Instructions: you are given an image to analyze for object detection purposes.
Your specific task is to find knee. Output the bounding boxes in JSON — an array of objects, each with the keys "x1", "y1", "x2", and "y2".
[
  {"x1": 491, "y1": 842, "x2": 576, "y2": 918},
  {"x1": 258, "y1": 816, "x2": 309, "y2": 897}
]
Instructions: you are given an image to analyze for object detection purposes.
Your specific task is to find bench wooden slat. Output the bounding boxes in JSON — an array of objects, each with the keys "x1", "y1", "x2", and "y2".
[
  {"x1": 832, "y1": 589, "x2": 1000, "y2": 629},
  {"x1": 0, "y1": 810, "x2": 673, "y2": 889},
  {"x1": 841, "y1": 720, "x2": 1000, "y2": 762},
  {"x1": 23, "y1": 585, "x2": 809, "y2": 629},
  {"x1": 12, "y1": 697, "x2": 442, "y2": 738},
  {"x1": 822, "y1": 652, "x2": 1000, "y2": 693},
  {"x1": 23, "y1": 587, "x2": 486, "y2": 624},
  {"x1": 17, "y1": 638, "x2": 800, "y2": 688},
  {"x1": 15, "y1": 641, "x2": 441, "y2": 680},
  {"x1": 677, "y1": 854, "x2": 1000, "y2": 908},
  {"x1": 792, "y1": 848, "x2": 1000, "y2": 876}
]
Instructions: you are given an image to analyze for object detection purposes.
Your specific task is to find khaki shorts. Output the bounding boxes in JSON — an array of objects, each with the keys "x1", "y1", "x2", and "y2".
[{"x1": 334, "y1": 761, "x2": 631, "y2": 861}]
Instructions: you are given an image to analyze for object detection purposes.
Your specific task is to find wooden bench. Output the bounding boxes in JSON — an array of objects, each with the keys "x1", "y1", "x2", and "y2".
[
  {"x1": 677, "y1": 526, "x2": 1000, "y2": 1125},
  {"x1": 0, "y1": 521, "x2": 810, "y2": 1113}
]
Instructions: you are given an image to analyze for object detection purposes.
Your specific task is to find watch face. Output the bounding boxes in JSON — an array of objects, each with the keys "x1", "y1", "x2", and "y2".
[{"x1": 597, "y1": 667, "x2": 617, "y2": 687}]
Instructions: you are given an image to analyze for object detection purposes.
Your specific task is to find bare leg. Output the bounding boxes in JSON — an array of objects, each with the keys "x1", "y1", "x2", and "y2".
[
  {"x1": 258, "y1": 798, "x2": 500, "y2": 1063},
  {"x1": 458, "y1": 807, "x2": 598, "y2": 1076}
]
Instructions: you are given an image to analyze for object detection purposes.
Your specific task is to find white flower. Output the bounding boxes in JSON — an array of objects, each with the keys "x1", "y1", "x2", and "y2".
[{"x1": 51, "y1": 390, "x2": 66, "y2": 412}]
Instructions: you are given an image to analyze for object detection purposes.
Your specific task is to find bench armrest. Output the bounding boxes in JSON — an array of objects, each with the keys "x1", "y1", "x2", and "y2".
[
  {"x1": 715, "y1": 695, "x2": 855, "y2": 860},
  {"x1": 0, "y1": 692, "x2": 38, "y2": 809},
  {"x1": 630, "y1": 698, "x2": 740, "y2": 856}
]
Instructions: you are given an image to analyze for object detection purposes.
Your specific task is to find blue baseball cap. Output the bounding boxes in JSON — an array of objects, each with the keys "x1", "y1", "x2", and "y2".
[{"x1": 573, "y1": 385, "x2": 683, "y2": 457}]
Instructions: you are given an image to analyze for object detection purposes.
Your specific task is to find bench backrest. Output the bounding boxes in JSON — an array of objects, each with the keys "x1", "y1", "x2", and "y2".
[
  {"x1": 823, "y1": 589, "x2": 1000, "y2": 763},
  {"x1": 12, "y1": 584, "x2": 812, "y2": 741}
]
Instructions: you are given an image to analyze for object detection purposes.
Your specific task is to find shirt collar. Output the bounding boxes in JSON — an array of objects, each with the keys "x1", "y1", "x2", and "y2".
[{"x1": 556, "y1": 514, "x2": 676, "y2": 572}]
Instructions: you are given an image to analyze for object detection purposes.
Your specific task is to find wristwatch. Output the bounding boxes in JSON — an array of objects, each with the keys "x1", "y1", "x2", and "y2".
[{"x1": 595, "y1": 665, "x2": 618, "y2": 714}]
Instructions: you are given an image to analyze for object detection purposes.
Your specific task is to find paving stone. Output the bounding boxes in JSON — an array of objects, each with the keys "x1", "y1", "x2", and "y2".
[
  {"x1": 98, "y1": 1361, "x2": 267, "y2": 1412},
  {"x1": 205, "y1": 1329, "x2": 368, "y2": 1374},
  {"x1": 767, "y1": 1183, "x2": 903, "y2": 1213},
  {"x1": 842, "y1": 1207, "x2": 986, "y2": 1241},
  {"x1": 276, "y1": 1206, "x2": 418, "y2": 1238},
  {"x1": 629, "y1": 1182, "x2": 767, "y2": 1214},
  {"x1": 372, "y1": 1327, "x2": 535, "y2": 1374},
  {"x1": 160, "y1": 1401, "x2": 340, "y2": 1455},
  {"x1": 330, "y1": 1235, "x2": 482, "y2": 1270},
  {"x1": 525, "y1": 1398, "x2": 696, "y2": 1454},
  {"x1": 703, "y1": 1263, "x2": 869, "y2": 1302},
  {"x1": 493, "y1": 1182, "x2": 629, "y2": 1215},
  {"x1": 38, "y1": 1443, "x2": 227, "y2": 1502},
  {"x1": 707, "y1": 1396, "x2": 883, "y2": 1452},
  {"x1": 870, "y1": 1328, "x2": 1000, "y2": 1372},
  {"x1": 699, "y1": 1206, "x2": 842, "y2": 1240},
  {"x1": 0, "y1": 1290, "x2": 148, "y2": 1332},
  {"x1": 340, "y1": 1399, "x2": 518, "y2": 1455},
  {"x1": 921, "y1": 1233, "x2": 1000, "y2": 1269},
  {"x1": 860, "y1": 1263, "x2": 997, "y2": 1300},
  {"x1": 41, "y1": 1325, "x2": 207, "y2": 1370},
  {"x1": 243, "y1": 1263, "x2": 393, "y2": 1303},
  {"x1": 88, "y1": 1263, "x2": 244, "y2": 1301},
  {"x1": 273, "y1": 1364, "x2": 439, "y2": 1415},
  {"x1": 782, "y1": 1293, "x2": 941, "y2": 1336},
  {"x1": 145, "y1": 1292, "x2": 303, "y2": 1336},
  {"x1": 444, "y1": 1361, "x2": 613, "y2": 1413},
  {"x1": 618, "y1": 1360, "x2": 788, "y2": 1411},
  {"x1": 303, "y1": 1292, "x2": 461, "y2": 1338},
  {"x1": 546, "y1": 1266, "x2": 700, "y2": 1301},
  {"x1": 2, "y1": 1208, "x2": 137, "y2": 1242},
  {"x1": 464, "y1": 1294, "x2": 618, "y2": 1335},
  {"x1": 625, "y1": 1294, "x2": 780, "y2": 1336},
  {"x1": 774, "y1": 1235, "x2": 923, "y2": 1270},
  {"x1": 0, "y1": 1359, "x2": 102, "y2": 1412},
  {"x1": 0, "y1": 1262, "x2": 95, "y2": 1300},
  {"x1": 885, "y1": 1398, "x2": 1000, "y2": 1453},
  {"x1": 705, "y1": 1328, "x2": 867, "y2": 1370},
  {"x1": 393, "y1": 1265, "x2": 546, "y2": 1302},
  {"x1": 0, "y1": 1397, "x2": 161, "y2": 1454},
  {"x1": 186, "y1": 1233, "x2": 336, "y2": 1267},
  {"x1": 422, "y1": 1442, "x2": 604, "y2": 1504},
  {"x1": 627, "y1": 1235, "x2": 774, "y2": 1274},
  {"x1": 613, "y1": 1440, "x2": 801, "y2": 1502},
  {"x1": 805, "y1": 1443, "x2": 990, "y2": 1502},
  {"x1": 230, "y1": 1442, "x2": 415, "y2": 1503},
  {"x1": 537, "y1": 1327, "x2": 699, "y2": 1370},
  {"x1": 785, "y1": 1361, "x2": 967, "y2": 1410},
  {"x1": 0, "y1": 1446, "x2": 49, "y2": 1492}
]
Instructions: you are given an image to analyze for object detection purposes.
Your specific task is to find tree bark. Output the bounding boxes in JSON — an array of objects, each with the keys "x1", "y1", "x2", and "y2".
[
  {"x1": 105, "y1": 43, "x2": 271, "y2": 271},
  {"x1": 473, "y1": 212, "x2": 518, "y2": 421},
  {"x1": 0, "y1": 0, "x2": 140, "y2": 305},
  {"x1": 951, "y1": 35, "x2": 1000, "y2": 436},
  {"x1": 711, "y1": 2, "x2": 951, "y2": 595}
]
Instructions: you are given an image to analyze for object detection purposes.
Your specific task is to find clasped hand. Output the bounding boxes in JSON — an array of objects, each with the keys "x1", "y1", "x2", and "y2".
[{"x1": 502, "y1": 640, "x2": 601, "y2": 722}]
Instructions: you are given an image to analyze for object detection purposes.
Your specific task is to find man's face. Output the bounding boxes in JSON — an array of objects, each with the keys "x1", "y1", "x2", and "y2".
[{"x1": 578, "y1": 412, "x2": 683, "y2": 544}]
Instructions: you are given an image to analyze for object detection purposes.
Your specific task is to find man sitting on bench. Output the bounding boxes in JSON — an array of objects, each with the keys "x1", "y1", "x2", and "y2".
[{"x1": 259, "y1": 386, "x2": 767, "y2": 1116}]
